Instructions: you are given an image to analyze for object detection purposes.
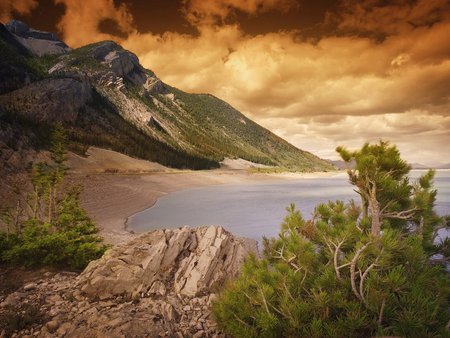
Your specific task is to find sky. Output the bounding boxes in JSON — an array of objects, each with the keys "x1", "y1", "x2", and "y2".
[{"x1": 1, "y1": 0, "x2": 450, "y2": 166}]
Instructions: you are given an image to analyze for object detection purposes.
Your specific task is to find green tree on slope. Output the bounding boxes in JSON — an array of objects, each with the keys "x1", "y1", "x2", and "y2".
[{"x1": 0, "y1": 123, "x2": 107, "y2": 269}]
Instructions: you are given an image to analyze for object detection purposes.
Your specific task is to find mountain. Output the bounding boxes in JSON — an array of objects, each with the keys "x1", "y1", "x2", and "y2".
[{"x1": 0, "y1": 20, "x2": 333, "y2": 172}]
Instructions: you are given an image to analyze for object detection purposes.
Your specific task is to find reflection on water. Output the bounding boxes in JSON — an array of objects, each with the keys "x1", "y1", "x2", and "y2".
[{"x1": 129, "y1": 170, "x2": 450, "y2": 241}]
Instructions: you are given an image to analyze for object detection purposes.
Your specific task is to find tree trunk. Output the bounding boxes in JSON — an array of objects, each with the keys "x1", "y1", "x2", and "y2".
[
  {"x1": 370, "y1": 195, "x2": 381, "y2": 237},
  {"x1": 32, "y1": 188, "x2": 39, "y2": 219},
  {"x1": 368, "y1": 182, "x2": 381, "y2": 237},
  {"x1": 361, "y1": 195, "x2": 368, "y2": 219},
  {"x1": 14, "y1": 200, "x2": 21, "y2": 233},
  {"x1": 418, "y1": 216, "x2": 424, "y2": 237},
  {"x1": 48, "y1": 186, "x2": 52, "y2": 223}
]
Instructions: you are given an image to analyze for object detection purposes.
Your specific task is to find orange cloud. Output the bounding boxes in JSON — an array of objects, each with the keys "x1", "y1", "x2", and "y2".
[
  {"x1": 54, "y1": 0, "x2": 134, "y2": 47},
  {"x1": 0, "y1": 0, "x2": 38, "y2": 22},
  {"x1": 262, "y1": 111, "x2": 450, "y2": 164},
  {"x1": 181, "y1": 0, "x2": 298, "y2": 26}
]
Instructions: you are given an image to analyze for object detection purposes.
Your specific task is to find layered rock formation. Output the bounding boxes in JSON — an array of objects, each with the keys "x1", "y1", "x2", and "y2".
[
  {"x1": 0, "y1": 226, "x2": 258, "y2": 337},
  {"x1": 78, "y1": 226, "x2": 258, "y2": 299}
]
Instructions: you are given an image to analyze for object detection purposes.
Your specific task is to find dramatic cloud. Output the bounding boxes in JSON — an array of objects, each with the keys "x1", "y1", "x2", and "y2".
[
  {"x1": 181, "y1": 0, "x2": 298, "y2": 26},
  {"x1": 54, "y1": 0, "x2": 134, "y2": 47},
  {"x1": 261, "y1": 112, "x2": 450, "y2": 164},
  {"x1": 0, "y1": 0, "x2": 38, "y2": 22},
  {"x1": 50, "y1": 0, "x2": 450, "y2": 165},
  {"x1": 330, "y1": 0, "x2": 450, "y2": 36},
  {"x1": 123, "y1": 22, "x2": 450, "y2": 117}
]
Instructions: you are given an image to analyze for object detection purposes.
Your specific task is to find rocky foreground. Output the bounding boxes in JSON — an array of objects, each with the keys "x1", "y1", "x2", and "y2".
[{"x1": 0, "y1": 226, "x2": 258, "y2": 338}]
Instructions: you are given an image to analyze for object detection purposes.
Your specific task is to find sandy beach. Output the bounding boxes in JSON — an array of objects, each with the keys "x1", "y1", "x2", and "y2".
[{"x1": 69, "y1": 147, "x2": 341, "y2": 244}]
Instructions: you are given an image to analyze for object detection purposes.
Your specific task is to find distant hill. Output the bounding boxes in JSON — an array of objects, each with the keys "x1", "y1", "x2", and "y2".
[
  {"x1": 328, "y1": 160, "x2": 449, "y2": 170},
  {"x1": 409, "y1": 163, "x2": 450, "y2": 169},
  {"x1": 410, "y1": 163, "x2": 433, "y2": 169},
  {"x1": 326, "y1": 159, "x2": 355, "y2": 170},
  {"x1": 0, "y1": 20, "x2": 333, "y2": 172},
  {"x1": 435, "y1": 163, "x2": 450, "y2": 169}
]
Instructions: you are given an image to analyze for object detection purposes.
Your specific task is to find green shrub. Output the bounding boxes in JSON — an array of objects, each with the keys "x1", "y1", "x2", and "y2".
[{"x1": 1, "y1": 190, "x2": 107, "y2": 270}]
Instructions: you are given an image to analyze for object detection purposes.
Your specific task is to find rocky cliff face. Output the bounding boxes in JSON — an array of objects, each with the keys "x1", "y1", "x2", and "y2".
[
  {"x1": 0, "y1": 76, "x2": 92, "y2": 123},
  {"x1": 0, "y1": 226, "x2": 257, "y2": 337}
]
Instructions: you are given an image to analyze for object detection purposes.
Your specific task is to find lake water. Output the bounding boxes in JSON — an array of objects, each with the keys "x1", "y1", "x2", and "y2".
[{"x1": 129, "y1": 170, "x2": 450, "y2": 241}]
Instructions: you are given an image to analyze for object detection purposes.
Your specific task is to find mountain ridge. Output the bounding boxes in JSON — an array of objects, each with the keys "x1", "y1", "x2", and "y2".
[{"x1": 0, "y1": 20, "x2": 333, "y2": 173}]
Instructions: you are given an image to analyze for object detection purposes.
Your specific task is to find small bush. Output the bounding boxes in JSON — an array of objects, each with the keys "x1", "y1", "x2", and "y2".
[
  {"x1": 104, "y1": 168, "x2": 119, "y2": 173},
  {"x1": 0, "y1": 303, "x2": 44, "y2": 336}
]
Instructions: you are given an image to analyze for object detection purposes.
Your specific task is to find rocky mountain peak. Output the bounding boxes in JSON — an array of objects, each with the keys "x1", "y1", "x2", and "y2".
[{"x1": 5, "y1": 19, "x2": 70, "y2": 56}]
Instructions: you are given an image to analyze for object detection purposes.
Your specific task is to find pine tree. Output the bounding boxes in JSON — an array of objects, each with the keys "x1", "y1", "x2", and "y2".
[
  {"x1": 336, "y1": 141, "x2": 414, "y2": 237},
  {"x1": 214, "y1": 141, "x2": 450, "y2": 337}
]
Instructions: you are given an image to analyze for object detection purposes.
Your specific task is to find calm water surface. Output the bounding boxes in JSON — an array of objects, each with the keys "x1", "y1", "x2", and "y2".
[{"x1": 129, "y1": 170, "x2": 450, "y2": 241}]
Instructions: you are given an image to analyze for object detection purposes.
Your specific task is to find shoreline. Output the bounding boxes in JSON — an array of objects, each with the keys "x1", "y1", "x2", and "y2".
[{"x1": 74, "y1": 169, "x2": 342, "y2": 244}]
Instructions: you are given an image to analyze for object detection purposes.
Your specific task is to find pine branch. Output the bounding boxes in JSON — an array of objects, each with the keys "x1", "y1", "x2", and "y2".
[
  {"x1": 378, "y1": 298, "x2": 386, "y2": 327},
  {"x1": 350, "y1": 242, "x2": 371, "y2": 303},
  {"x1": 332, "y1": 237, "x2": 347, "y2": 281},
  {"x1": 359, "y1": 249, "x2": 382, "y2": 306},
  {"x1": 273, "y1": 242, "x2": 301, "y2": 273},
  {"x1": 382, "y1": 207, "x2": 418, "y2": 220}
]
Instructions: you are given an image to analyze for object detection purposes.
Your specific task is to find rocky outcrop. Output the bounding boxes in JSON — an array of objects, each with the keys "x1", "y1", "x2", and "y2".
[
  {"x1": 0, "y1": 226, "x2": 257, "y2": 337},
  {"x1": 78, "y1": 225, "x2": 258, "y2": 299},
  {"x1": 0, "y1": 76, "x2": 92, "y2": 123},
  {"x1": 5, "y1": 20, "x2": 70, "y2": 56},
  {"x1": 90, "y1": 41, "x2": 147, "y2": 86},
  {"x1": 144, "y1": 75, "x2": 167, "y2": 95}
]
